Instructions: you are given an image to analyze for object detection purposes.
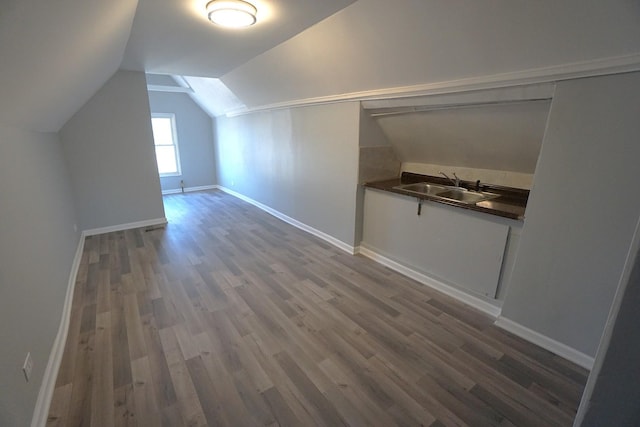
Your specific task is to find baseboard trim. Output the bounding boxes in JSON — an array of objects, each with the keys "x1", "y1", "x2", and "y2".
[
  {"x1": 162, "y1": 184, "x2": 217, "y2": 195},
  {"x1": 31, "y1": 234, "x2": 86, "y2": 427},
  {"x1": 218, "y1": 186, "x2": 356, "y2": 255},
  {"x1": 31, "y1": 215, "x2": 172, "y2": 425},
  {"x1": 83, "y1": 217, "x2": 168, "y2": 236},
  {"x1": 494, "y1": 317, "x2": 595, "y2": 370},
  {"x1": 358, "y1": 245, "x2": 502, "y2": 318}
]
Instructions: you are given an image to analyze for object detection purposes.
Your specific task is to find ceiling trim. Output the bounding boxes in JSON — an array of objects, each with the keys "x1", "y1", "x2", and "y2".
[
  {"x1": 225, "y1": 53, "x2": 640, "y2": 117},
  {"x1": 368, "y1": 99, "x2": 552, "y2": 118},
  {"x1": 147, "y1": 84, "x2": 194, "y2": 94},
  {"x1": 362, "y1": 82, "x2": 555, "y2": 112}
]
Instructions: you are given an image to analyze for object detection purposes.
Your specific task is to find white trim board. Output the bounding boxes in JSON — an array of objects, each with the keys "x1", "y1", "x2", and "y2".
[
  {"x1": 30, "y1": 234, "x2": 85, "y2": 427},
  {"x1": 494, "y1": 317, "x2": 595, "y2": 370},
  {"x1": 83, "y1": 217, "x2": 168, "y2": 237},
  {"x1": 147, "y1": 84, "x2": 194, "y2": 94},
  {"x1": 225, "y1": 53, "x2": 640, "y2": 117},
  {"x1": 358, "y1": 244, "x2": 594, "y2": 369},
  {"x1": 217, "y1": 186, "x2": 356, "y2": 255},
  {"x1": 31, "y1": 216, "x2": 172, "y2": 425},
  {"x1": 162, "y1": 184, "x2": 217, "y2": 195},
  {"x1": 357, "y1": 245, "x2": 502, "y2": 318}
]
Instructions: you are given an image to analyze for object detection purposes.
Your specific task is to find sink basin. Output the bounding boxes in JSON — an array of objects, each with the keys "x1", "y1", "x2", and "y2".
[
  {"x1": 393, "y1": 181, "x2": 500, "y2": 205},
  {"x1": 437, "y1": 188, "x2": 499, "y2": 204},
  {"x1": 393, "y1": 182, "x2": 447, "y2": 196}
]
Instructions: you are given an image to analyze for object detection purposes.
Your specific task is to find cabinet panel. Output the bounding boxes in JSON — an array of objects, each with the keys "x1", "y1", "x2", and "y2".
[{"x1": 363, "y1": 189, "x2": 509, "y2": 298}]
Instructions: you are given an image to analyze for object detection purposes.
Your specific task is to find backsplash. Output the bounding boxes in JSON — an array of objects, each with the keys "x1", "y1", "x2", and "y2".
[
  {"x1": 402, "y1": 162, "x2": 533, "y2": 189},
  {"x1": 359, "y1": 146, "x2": 401, "y2": 184}
]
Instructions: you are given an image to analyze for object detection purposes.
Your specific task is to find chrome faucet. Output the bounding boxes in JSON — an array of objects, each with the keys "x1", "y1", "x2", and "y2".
[{"x1": 440, "y1": 171, "x2": 461, "y2": 187}]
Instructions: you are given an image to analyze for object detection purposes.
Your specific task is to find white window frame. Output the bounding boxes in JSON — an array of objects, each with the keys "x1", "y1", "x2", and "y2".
[{"x1": 151, "y1": 113, "x2": 182, "y2": 177}]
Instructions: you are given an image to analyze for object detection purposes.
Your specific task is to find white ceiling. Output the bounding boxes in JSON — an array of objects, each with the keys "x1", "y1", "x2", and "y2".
[
  {"x1": 180, "y1": 76, "x2": 247, "y2": 117},
  {"x1": 0, "y1": 0, "x2": 138, "y2": 132},
  {"x1": 222, "y1": 0, "x2": 640, "y2": 110},
  {"x1": 146, "y1": 73, "x2": 247, "y2": 117},
  {"x1": 1, "y1": 0, "x2": 638, "y2": 132},
  {"x1": 121, "y1": 0, "x2": 356, "y2": 76}
]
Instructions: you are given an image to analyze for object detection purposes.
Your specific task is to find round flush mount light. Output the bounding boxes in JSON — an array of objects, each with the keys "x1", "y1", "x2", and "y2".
[{"x1": 206, "y1": 0, "x2": 257, "y2": 28}]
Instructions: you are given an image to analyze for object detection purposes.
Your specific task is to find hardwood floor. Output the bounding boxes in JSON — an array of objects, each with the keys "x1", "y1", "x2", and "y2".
[{"x1": 47, "y1": 190, "x2": 588, "y2": 426}]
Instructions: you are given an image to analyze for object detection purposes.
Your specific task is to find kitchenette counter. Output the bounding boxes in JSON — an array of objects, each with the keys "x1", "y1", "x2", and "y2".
[{"x1": 364, "y1": 172, "x2": 529, "y2": 220}]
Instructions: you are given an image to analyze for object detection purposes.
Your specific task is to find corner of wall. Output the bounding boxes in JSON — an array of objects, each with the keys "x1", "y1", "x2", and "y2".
[{"x1": 30, "y1": 233, "x2": 86, "y2": 427}]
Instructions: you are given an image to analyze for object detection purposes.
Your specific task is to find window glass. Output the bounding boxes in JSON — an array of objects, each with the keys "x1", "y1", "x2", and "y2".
[{"x1": 151, "y1": 115, "x2": 181, "y2": 176}]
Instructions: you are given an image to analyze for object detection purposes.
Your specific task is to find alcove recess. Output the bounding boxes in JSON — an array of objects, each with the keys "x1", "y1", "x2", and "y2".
[{"x1": 358, "y1": 82, "x2": 554, "y2": 189}]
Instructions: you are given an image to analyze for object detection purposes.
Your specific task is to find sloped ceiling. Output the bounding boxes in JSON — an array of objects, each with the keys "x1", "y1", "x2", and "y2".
[
  {"x1": 374, "y1": 100, "x2": 552, "y2": 174},
  {"x1": 146, "y1": 73, "x2": 246, "y2": 117},
  {"x1": 2, "y1": 0, "x2": 638, "y2": 130},
  {"x1": 180, "y1": 76, "x2": 247, "y2": 117},
  {"x1": 121, "y1": 0, "x2": 357, "y2": 76},
  {"x1": 0, "y1": 0, "x2": 139, "y2": 132},
  {"x1": 221, "y1": 0, "x2": 640, "y2": 110}
]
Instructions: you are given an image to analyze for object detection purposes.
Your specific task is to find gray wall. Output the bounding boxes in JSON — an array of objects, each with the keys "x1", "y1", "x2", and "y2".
[
  {"x1": 579, "y1": 222, "x2": 640, "y2": 426},
  {"x1": 0, "y1": 125, "x2": 80, "y2": 426},
  {"x1": 60, "y1": 70, "x2": 165, "y2": 231},
  {"x1": 356, "y1": 106, "x2": 400, "y2": 245},
  {"x1": 501, "y1": 72, "x2": 640, "y2": 357},
  {"x1": 215, "y1": 102, "x2": 360, "y2": 247},
  {"x1": 147, "y1": 91, "x2": 216, "y2": 192},
  {"x1": 374, "y1": 100, "x2": 550, "y2": 174},
  {"x1": 359, "y1": 106, "x2": 392, "y2": 148},
  {"x1": 358, "y1": 106, "x2": 400, "y2": 183}
]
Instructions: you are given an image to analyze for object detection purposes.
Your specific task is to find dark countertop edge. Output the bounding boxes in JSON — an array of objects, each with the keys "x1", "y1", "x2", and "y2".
[{"x1": 363, "y1": 173, "x2": 528, "y2": 221}]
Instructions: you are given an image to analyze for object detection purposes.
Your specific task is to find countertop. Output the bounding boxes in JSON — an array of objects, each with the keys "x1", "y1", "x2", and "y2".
[{"x1": 364, "y1": 172, "x2": 529, "y2": 220}]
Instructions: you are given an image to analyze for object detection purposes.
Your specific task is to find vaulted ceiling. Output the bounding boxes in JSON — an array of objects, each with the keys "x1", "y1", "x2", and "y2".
[
  {"x1": 0, "y1": 0, "x2": 355, "y2": 132},
  {"x1": 0, "y1": 0, "x2": 138, "y2": 132},
  {"x1": 220, "y1": 0, "x2": 640, "y2": 111},
  {"x1": 120, "y1": 0, "x2": 357, "y2": 76},
  {"x1": 1, "y1": 0, "x2": 639, "y2": 132}
]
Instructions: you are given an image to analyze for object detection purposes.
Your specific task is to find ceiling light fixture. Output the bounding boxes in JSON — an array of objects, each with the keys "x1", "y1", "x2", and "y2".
[{"x1": 206, "y1": 0, "x2": 257, "y2": 28}]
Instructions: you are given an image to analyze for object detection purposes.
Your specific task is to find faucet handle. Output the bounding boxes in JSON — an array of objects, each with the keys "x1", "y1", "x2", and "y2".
[{"x1": 439, "y1": 171, "x2": 460, "y2": 187}]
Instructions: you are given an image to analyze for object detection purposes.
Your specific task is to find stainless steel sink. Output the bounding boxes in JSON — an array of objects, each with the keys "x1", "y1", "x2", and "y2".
[
  {"x1": 393, "y1": 182, "x2": 447, "y2": 196},
  {"x1": 393, "y1": 181, "x2": 500, "y2": 205},
  {"x1": 437, "y1": 188, "x2": 499, "y2": 204}
]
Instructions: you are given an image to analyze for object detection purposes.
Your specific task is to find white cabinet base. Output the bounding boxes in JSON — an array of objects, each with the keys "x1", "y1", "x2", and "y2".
[{"x1": 362, "y1": 188, "x2": 517, "y2": 302}]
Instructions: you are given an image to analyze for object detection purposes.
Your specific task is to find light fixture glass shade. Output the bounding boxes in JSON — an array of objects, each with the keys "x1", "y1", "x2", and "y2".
[{"x1": 206, "y1": 0, "x2": 257, "y2": 28}]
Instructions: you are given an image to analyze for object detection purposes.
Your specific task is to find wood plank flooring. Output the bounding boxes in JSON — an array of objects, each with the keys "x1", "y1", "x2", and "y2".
[{"x1": 47, "y1": 190, "x2": 588, "y2": 426}]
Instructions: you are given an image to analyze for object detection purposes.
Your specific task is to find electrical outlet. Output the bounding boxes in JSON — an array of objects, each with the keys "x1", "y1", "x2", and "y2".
[
  {"x1": 22, "y1": 352, "x2": 33, "y2": 382},
  {"x1": 73, "y1": 223, "x2": 78, "y2": 232}
]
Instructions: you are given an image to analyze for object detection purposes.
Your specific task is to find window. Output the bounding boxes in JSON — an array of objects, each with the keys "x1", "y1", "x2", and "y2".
[{"x1": 151, "y1": 114, "x2": 181, "y2": 177}]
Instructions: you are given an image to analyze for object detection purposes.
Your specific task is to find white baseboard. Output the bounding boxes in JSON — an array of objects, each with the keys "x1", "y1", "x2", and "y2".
[
  {"x1": 31, "y1": 234, "x2": 86, "y2": 427},
  {"x1": 358, "y1": 245, "x2": 594, "y2": 370},
  {"x1": 494, "y1": 317, "x2": 594, "y2": 370},
  {"x1": 357, "y1": 245, "x2": 502, "y2": 318},
  {"x1": 162, "y1": 184, "x2": 218, "y2": 195},
  {"x1": 83, "y1": 217, "x2": 168, "y2": 236},
  {"x1": 31, "y1": 214, "x2": 171, "y2": 425},
  {"x1": 217, "y1": 186, "x2": 356, "y2": 255}
]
